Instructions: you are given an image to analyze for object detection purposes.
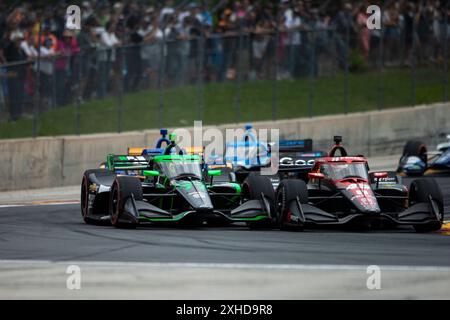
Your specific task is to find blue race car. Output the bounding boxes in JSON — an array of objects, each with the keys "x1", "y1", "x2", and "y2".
[
  {"x1": 397, "y1": 135, "x2": 450, "y2": 176},
  {"x1": 215, "y1": 124, "x2": 326, "y2": 186}
]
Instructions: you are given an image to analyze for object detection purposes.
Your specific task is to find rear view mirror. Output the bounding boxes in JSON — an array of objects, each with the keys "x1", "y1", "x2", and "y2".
[
  {"x1": 373, "y1": 172, "x2": 388, "y2": 178},
  {"x1": 208, "y1": 170, "x2": 222, "y2": 176},
  {"x1": 372, "y1": 171, "x2": 388, "y2": 188},
  {"x1": 143, "y1": 170, "x2": 160, "y2": 177},
  {"x1": 308, "y1": 172, "x2": 325, "y2": 180}
]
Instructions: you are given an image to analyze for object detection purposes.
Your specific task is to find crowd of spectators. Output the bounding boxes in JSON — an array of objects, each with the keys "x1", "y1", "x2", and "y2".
[{"x1": 0, "y1": 0, "x2": 449, "y2": 121}]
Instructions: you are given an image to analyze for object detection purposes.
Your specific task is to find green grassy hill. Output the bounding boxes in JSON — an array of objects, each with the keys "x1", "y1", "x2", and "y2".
[{"x1": 0, "y1": 67, "x2": 447, "y2": 139}]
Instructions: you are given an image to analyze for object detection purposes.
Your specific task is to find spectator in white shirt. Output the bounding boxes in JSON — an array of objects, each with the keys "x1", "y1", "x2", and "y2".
[
  {"x1": 39, "y1": 37, "x2": 56, "y2": 108},
  {"x1": 20, "y1": 33, "x2": 38, "y2": 59},
  {"x1": 98, "y1": 21, "x2": 121, "y2": 98},
  {"x1": 100, "y1": 21, "x2": 120, "y2": 61}
]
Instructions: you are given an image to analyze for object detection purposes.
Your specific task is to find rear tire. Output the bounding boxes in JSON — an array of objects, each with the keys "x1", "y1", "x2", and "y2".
[
  {"x1": 81, "y1": 169, "x2": 109, "y2": 224},
  {"x1": 242, "y1": 172, "x2": 276, "y2": 229},
  {"x1": 402, "y1": 140, "x2": 427, "y2": 165},
  {"x1": 109, "y1": 176, "x2": 143, "y2": 228},
  {"x1": 276, "y1": 180, "x2": 308, "y2": 231},
  {"x1": 409, "y1": 178, "x2": 443, "y2": 232}
]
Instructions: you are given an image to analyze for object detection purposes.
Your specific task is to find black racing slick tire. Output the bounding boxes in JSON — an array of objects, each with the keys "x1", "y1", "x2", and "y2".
[
  {"x1": 402, "y1": 140, "x2": 427, "y2": 165},
  {"x1": 242, "y1": 172, "x2": 276, "y2": 229},
  {"x1": 409, "y1": 178, "x2": 444, "y2": 232},
  {"x1": 81, "y1": 169, "x2": 109, "y2": 224},
  {"x1": 276, "y1": 180, "x2": 308, "y2": 231},
  {"x1": 109, "y1": 176, "x2": 143, "y2": 228}
]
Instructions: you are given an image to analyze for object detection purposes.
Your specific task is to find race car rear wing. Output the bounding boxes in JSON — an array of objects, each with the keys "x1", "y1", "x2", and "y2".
[
  {"x1": 127, "y1": 129, "x2": 171, "y2": 156},
  {"x1": 278, "y1": 139, "x2": 313, "y2": 152},
  {"x1": 107, "y1": 154, "x2": 151, "y2": 171},
  {"x1": 276, "y1": 139, "x2": 326, "y2": 172}
]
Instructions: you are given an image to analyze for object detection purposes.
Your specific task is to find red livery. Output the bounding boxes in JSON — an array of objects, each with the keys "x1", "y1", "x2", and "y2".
[{"x1": 275, "y1": 136, "x2": 444, "y2": 232}]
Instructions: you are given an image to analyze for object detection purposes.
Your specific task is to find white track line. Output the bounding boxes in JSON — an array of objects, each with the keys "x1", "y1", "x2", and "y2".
[
  {"x1": 1, "y1": 259, "x2": 450, "y2": 272},
  {"x1": 0, "y1": 205, "x2": 25, "y2": 208},
  {"x1": 0, "y1": 201, "x2": 79, "y2": 208}
]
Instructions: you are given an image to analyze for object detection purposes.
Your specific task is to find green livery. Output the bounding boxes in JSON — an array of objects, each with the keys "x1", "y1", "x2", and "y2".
[{"x1": 81, "y1": 136, "x2": 276, "y2": 228}]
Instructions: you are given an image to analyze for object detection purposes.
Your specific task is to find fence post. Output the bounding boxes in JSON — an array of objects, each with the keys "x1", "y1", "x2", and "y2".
[
  {"x1": 377, "y1": 26, "x2": 384, "y2": 110},
  {"x1": 308, "y1": 28, "x2": 316, "y2": 118},
  {"x1": 117, "y1": 47, "x2": 124, "y2": 133},
  {"x1": 75, "y1": 53, "x2": 81, "y2": 135},
  {"x1": 51, "y1": 56, "x2": 56, "y2": 109},
  {"x1": 235, "y1": 27, "x2": 243, "y2": 123},
  {"x1": 272, "y1": 30, "x2": 279, "y2": 121},
  {"x1": 32, "y1": 22, "x2": 43, "y2": 138},
  {"x1": 196, "y1": 33, "x2": 205, "y2": 122},
  {"x1": 344, "y1": 22, "x2": 349, "y2": 114},
  {"x1": 411, "y1": 21, "x2": 416, "y2": 106},
  {"x1": 158, "y1": 36, "x2": 166, "y2": 128},
  {"x1": 444, "y1": 1, "x2": 449, "y2": 102}
]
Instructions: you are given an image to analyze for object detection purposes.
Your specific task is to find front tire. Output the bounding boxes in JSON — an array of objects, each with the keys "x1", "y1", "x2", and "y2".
[
  {"x1": 109, "y1": 176, "x2": 143, "y2": 228},
  {"x1": 409, "y1": 178, "x2": 443, "y2": 232}
]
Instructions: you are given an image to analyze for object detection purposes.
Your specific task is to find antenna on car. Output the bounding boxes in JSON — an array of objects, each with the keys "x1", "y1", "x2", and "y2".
[
  {"x1": 244, "y1": 124, "x2": 256, "y2": 143},
  {"x1": 156, "y1": 129, "x2": 171, "y2": 148},
  {"x1": 329, "y1": 136, "x2": 347, "y2": 157},
  {"x1": 333, "y1": 136, "x2": 342, "y2": 145}
]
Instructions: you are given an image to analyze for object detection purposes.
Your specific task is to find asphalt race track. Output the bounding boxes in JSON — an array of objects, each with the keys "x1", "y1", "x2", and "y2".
[
  {"x1": 0, "y1": 176, "x2": 449, "y2": 299},
  {"x1": 0, "y1": 197, "x2": 449, "y2": 266},
  {"x1": 1, "y1": 177, "x2": 449, "y2": 265}
]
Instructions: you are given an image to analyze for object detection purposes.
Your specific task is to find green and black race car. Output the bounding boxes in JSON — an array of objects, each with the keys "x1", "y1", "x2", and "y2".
[{"x1": 81, "y1": 136, "x2": 275, "y2": 228}]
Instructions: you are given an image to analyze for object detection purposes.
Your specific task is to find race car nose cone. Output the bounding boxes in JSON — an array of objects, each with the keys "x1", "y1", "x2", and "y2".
[
  {"x1": 365, "y1": 208, "x2": 381, "y2": 215},
  {"x1": 195, "y1": 207, "x2": 213, "y2": 214}
]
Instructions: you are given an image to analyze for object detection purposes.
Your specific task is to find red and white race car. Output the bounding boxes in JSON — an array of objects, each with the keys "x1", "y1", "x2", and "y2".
[{"x1": 275, "y1": 136, "x2": 444, "y2": 232}]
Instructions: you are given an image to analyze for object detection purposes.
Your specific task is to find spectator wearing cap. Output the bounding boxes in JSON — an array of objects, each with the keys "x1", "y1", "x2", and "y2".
[
  {"x1": 81, "y1": 1, "x2": 95, "y2": 21},
  {"x1": 160, "y1": 0, "x2": 176, "y2": 23},
  {"x1": 40, "y1": 23, "x2": 58, "y2": 52},
  {"x1": 3, "y1": 30, "x2": 26, "y2": 62},
  {"x1": 139, "y1": 13, "x2": 164, "y2": 89}
]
